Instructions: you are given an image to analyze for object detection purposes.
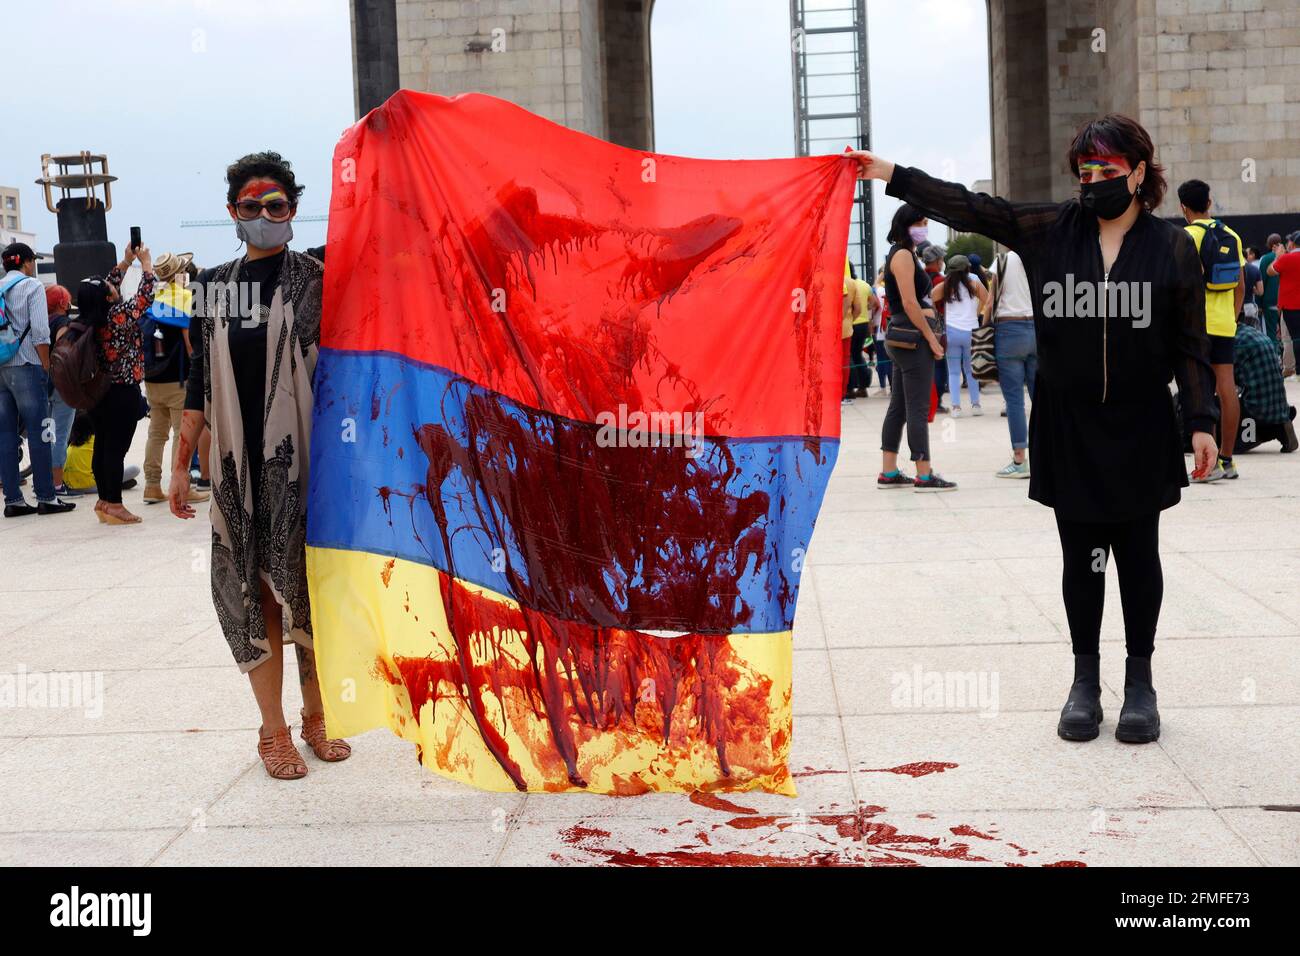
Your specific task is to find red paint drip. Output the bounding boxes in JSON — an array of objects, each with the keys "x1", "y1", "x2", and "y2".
[
  {"x1": 373, "y1": 370, "x2": 800, "y2": 790},
  {"x1": 378, "y1": 575, "x2": 782, "y2": 791},
  {"x1": 861, "y1": 761, "x2": 959, "y2": 778},
  {"x1": 410, "y1": 394, "x2": 779, "y2": 634},
  {"x1": 951, "y1": 824, "x2": 996, "y2": 841},
  {"x1": 793, "y1": 768, "x2": 848, "y2": 778},
  {"x1": 690, "y1": 792, "x2": 758, "y2": 815}
]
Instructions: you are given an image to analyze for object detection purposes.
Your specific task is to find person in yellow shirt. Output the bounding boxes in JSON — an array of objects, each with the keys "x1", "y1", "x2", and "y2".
[
  {"x1": 1179, "y1": 180, "x2": 1245, "y2": 481},
  {"x1": 850, "y1": 276, "x2": 877, "y2": 397},
  {"x1": 63, "y1": 414, "x2": 142, "y2": 495},
  {"x1": 62, "y1": 435, "x2": 96, "y2": 493}
]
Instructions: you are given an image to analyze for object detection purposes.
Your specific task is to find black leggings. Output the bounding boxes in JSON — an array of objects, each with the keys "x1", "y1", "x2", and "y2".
[
  {"x1": 1054, "y1": 511, "x2": 1162, "y2": 658},
  {"x1": 90, "y1": 384, "x2": 141, "y2": 504}
]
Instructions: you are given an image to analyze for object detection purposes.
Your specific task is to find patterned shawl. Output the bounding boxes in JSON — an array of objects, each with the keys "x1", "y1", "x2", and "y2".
[{"x1": 199, "y1": 250, "x2": 323, "y2": 672}]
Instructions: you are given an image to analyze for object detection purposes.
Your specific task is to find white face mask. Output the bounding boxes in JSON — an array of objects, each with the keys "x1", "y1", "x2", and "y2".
[{"x1": 236, "y1": 216, "x2": 293, "y2": 250}]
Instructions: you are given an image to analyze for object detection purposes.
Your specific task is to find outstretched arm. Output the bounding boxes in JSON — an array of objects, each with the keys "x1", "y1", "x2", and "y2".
[{"x1": 846, "y1": 150, "x2": 1061, "y2": 253}]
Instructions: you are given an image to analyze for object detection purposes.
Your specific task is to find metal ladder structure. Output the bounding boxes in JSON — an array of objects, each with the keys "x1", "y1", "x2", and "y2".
[{"x1": 790, "y1": 0, "x2": 872, "y2": 282}]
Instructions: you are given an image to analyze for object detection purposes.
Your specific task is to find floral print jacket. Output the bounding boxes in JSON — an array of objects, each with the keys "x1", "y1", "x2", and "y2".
[{"x1": 96, "y1": 267, "x2": 155, "y2": 384}]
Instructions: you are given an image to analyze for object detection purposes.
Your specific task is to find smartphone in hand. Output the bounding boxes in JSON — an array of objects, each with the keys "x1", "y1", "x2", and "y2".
[{"x1": 130, "y1": 226, "x2": 142, "y2": 250}]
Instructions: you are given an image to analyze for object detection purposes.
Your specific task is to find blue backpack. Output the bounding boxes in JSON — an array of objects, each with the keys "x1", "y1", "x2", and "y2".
[
  {"x1": 1189, "y1": 219, "x2": 1243, "y2": 292},
  {"x1": 0, "y1": 271, "x2": 33, "y2": 365}
]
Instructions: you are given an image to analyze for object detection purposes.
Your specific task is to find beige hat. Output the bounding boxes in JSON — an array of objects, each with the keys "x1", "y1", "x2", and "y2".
[{"x1": 153, "y1": 251, "x2": 194, "y2": 283}]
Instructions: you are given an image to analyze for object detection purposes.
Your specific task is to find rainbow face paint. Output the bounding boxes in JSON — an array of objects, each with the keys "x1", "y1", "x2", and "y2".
[
  {"x1": 237, "y1": 179, "x2": 288, "y2": 204},
  {"x1": 1078, "y1": 155, "x2": 1130, "y2": 177},
  {"x1": 233, "y1": 177, "x2": 295, "y2": 236}
]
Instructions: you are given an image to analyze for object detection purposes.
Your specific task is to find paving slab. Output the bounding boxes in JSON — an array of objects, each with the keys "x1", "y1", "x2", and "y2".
[
  {"x1": 0, "y1": 829, "x2": 176, "y2": 867},
  {"x1": 155, "y1": 821, "x2": 508, "y2": 867},
  {"x1": 0, "y1": 730, "x2": 255, "y2": 832},
  {"x1": 203, "y1": 727, "x2": 527, "y2": 828},
  {"x1": 841, "y1": 711, "x2": 1208, "y2": 813}
]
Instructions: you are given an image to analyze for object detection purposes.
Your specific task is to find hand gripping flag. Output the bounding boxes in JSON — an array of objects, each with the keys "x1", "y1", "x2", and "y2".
[{"x1": 308, "y1": 90, "x2": 857, "y2": 794}]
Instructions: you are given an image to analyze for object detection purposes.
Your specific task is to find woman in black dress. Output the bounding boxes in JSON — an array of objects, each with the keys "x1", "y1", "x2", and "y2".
[{"x1": 849, "y1": 114, "x2": 1218, "y2": 744}]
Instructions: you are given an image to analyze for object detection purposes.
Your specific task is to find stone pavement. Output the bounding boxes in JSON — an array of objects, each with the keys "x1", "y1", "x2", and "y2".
[{"x1": 2, "y1": 382, "x2": 1298, "y2": 867}]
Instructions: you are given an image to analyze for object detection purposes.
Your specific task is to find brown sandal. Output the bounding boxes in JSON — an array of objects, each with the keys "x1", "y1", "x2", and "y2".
[
  {"x1": 257, "y1": 726, "x2": 308, "y2": 780},
  {"x1": 300, "y1": 711, "x2": 352, "y2": 762}
]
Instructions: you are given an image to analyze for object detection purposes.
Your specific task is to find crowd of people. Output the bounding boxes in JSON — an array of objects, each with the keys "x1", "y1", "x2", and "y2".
[{"x1": 841, "y1": 227, "x2": 1056, "y2": 486}]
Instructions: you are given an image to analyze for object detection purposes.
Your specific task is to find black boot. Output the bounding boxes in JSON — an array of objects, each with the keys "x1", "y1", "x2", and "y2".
[
  {"x1": 1057, "y1": 653, "x2": 1103, "y2": 741},
  {"x1": 1116, "y1": 656, "x2": 1160, "y2": 743}
]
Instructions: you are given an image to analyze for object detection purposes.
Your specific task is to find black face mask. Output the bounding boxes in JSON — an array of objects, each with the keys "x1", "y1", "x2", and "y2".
[{"x1": 1080, "y1": 173, "x2": 1136, "y2": 221}]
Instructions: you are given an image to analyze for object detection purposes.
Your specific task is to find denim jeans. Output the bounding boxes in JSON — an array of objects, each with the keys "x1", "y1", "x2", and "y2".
[
  {"x1": 995, "y1": 320, "x2": 1038, "y2": 450},
  {"x1": 946, "y1": 327, "x2": 981, "y2": 408},
  {"x1": 48, "y1": 390, "x2": 77, "y2": 471},
  {"x1": 0, "y1": 363, "x2": 56, "y2": 504},
  {"x1": 874, "y1": 335, "x2": 891, "y2": 386}
]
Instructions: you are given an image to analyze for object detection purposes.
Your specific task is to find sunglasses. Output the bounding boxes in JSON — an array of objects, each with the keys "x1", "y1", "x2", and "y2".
[{"x1": 233, "y1": 199, "x2": 294, "y2": 222}]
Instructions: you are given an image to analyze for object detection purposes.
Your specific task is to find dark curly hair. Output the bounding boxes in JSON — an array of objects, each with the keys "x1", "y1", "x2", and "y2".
[
  {"x1": 224, "y1": 151, "x2": 306, "y2": 207},
  {"x1": 1066, "y1": 114, "x2": 1166, "y2": 212}
]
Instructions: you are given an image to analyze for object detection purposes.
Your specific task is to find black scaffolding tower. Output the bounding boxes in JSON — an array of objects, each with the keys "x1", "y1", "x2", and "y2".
[{"x1": 790, "y1": 0, "x2": 872, "y2": 280}]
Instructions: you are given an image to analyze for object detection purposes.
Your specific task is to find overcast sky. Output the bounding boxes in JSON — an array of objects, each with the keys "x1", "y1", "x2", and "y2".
[
  {"x1": 1, "y1": 0, "x2": 989, "y2": 271},
  {"x1": 654, "y1": 0, "x2": 992, "y2": 266}
]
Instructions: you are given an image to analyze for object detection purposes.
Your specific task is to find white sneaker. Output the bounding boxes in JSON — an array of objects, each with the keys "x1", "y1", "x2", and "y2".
[
  {"x1": 996, "y1": 460, "x2": 1030, "y2": 479},
  {"x1": 950, "y1": 406, "x2": 962, "y2": 418},
  {"x1": 972, "y1": 405, "x2": 984, "y2": 417}
]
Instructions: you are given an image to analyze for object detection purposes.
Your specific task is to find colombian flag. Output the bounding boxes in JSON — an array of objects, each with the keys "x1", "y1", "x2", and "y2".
[
  {"x1": 148, "y1": 282, "x2": 194, "y2": 328},
  {"x1": 308, "y1": 91, "x2": 857, "y2": 794}
]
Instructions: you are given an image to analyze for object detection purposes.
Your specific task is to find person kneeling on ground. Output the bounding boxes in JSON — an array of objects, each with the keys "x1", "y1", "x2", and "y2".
[
  {"x1": 1233, "y1": 312, "x2": 1299, "y2": 453},
  {"x1": 63, "y1": 412, "x2": 142, "y2": 495}
]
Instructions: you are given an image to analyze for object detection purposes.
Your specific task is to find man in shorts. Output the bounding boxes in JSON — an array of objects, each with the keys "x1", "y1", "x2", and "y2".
[{"x1": 1179, "y1": 180, "x2": 1245, "y2": 481}]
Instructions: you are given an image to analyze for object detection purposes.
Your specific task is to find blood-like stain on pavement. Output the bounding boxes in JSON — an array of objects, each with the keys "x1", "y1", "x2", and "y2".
[{"x1": 549, "y1": 793, "x2": 1087, "y2": 868}]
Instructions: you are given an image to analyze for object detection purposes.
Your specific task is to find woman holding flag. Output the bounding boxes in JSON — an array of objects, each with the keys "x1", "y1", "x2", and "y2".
[
  {"x1": 848, "y1": 114, "x2": 1217, "y2": 745},
  {"x1": 168, "y1": 151, "x2": 351, "y2": 780}
]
